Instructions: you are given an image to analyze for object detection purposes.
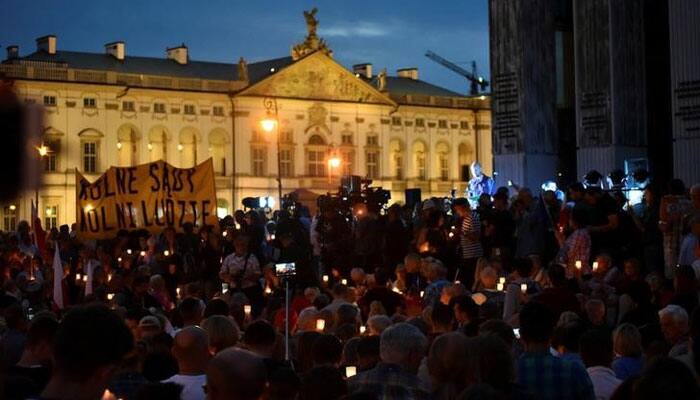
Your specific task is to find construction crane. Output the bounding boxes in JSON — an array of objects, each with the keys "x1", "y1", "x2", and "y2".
[{"x1": 425, "y1": 50, "x2": 489, "y2": 96}]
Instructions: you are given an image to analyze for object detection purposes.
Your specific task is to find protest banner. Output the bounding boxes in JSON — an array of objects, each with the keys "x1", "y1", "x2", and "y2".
[{"x1": 76, "y1": 159, "x2": 218, "y2": 239}]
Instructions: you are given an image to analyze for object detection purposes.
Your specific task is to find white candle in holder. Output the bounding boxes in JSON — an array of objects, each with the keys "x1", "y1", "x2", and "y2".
[
  {"x1": 520, "y1": 283, "x2": 528, "y2": 293},
  {"x1": 345, "y1": 366, "x2": 357, "y2": 378},
  {"x1": 316, "y1": 319, "x2": 325, "y2": 331}
]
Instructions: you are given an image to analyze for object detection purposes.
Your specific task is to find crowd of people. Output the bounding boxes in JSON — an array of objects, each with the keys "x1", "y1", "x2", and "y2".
[{"x1": 2, "y1": 178, "x2": 700, "y2": 400}]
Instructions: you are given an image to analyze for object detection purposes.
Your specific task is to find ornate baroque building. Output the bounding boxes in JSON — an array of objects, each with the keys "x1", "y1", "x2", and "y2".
[{"x1": 0, "y1": 15, "x2": 491, "y2": 230}]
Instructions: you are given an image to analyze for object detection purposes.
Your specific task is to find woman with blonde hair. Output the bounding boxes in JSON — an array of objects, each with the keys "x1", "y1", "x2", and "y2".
[{"x1": 611, "y1": 323, "x2": 644, "y2": 380}]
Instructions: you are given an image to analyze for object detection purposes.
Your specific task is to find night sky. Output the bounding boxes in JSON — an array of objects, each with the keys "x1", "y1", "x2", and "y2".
[{"x1": 0, "y1": 0, "x2": 490, "y2": 95}]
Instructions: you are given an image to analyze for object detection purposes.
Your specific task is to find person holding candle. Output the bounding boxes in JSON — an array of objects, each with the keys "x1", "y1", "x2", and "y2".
[
  {"x1": 220, "y1": 235, "x2": 263, "y2": 316},
  {"x1": 555, "y1": 209, "x2": 592, "y2": 278}
]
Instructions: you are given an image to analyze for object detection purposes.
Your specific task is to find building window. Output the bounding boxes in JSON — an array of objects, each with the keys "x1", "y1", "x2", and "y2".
[
  {"x1": 154, "y1": 103, "x2": 166, "y2": 113},
  {"x1": 213, "y1": 106, "x2": 225, "y2": 116},
  {"x1": 83, "y1": 98, "x2": 96, "y2": 108},
  {"x1": 415, "y1": 118, "x2": 425, "y2": 128},
  {"x1": 366, "y1": 151, "x2": 379, "y2": 179},
  {"x1": 44, "y1": 139, "x2": 59, "y2": 172},
  {"x1": 394, "y1": 153, "x2": 403, "y2": 180},
  {"x1": 366, "y1": 135, "x2": 378, "y2": 146},
  {"x1": 43, "y1": 96, "x2": 56, "y2": 107},
  {"x1": 122, "y1": 101, "x2": 135, "y2": 112},
  {"x1": 307, "y1": 150, "x2": 326, "y2": 177},
  {"x1": 417, "y1": 153, "x2": 426, "y2": 180},
  {"x1": 460, "y1": 121, "x2": 469, "y2": 130},
  {"x1": 341, "y1": 133, "x2": 353, "y2": 145},
  {"x1": 439, "y1": 154, "x2": 449, "y2": 181},
  {"x1": 82, "y1": 141, "x2": 98, "y2": 173},
  {"x1": 280, "y1": 130, "x2": 293, "y2": 143},
  {"x1": 341, "y1": 150, "x2": 354, "y2": 175},
  {"x1": 184, "y1": 104, "x2": 196, "y2": 115},
  {"x1": 280, "y1": 149, "x2": 293, "y2": 177},
  {"x1": 391, "y1": 116, "x2": 402, "y2": 126},
  {"x1": 3, "y1": 205, "x2": 17, "y2": 231},
  {"x1": 252, "y1": 147, "x2": 266, "y2": 176},
  {"x1": 44, "y1": 205, "x2": 58, "y2": 230},
  {"x1": 438, "y1": 119, "x2": 448, "y2": 129}
]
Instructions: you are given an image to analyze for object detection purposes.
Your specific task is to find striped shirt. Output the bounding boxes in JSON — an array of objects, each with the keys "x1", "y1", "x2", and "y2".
[
  {"x1": 517, "y1": 351, "x2": 595, "y2": 400},
  {"x1": 461, "y1": 211, "x2": 483, "y2": 259}
]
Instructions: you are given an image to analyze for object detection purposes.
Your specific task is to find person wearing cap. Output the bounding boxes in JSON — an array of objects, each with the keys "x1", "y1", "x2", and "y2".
[{"x1": 138, "y1": 316, "x2": 163, "y2": 340}]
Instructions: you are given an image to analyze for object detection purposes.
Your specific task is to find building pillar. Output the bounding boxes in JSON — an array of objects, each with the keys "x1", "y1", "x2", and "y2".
[
  {"x1": 573, "y1": 0, "x2": 648, "y2": 179},
  {"x1": 489, "y1": 0, "x2": 559, "y2": 189}
]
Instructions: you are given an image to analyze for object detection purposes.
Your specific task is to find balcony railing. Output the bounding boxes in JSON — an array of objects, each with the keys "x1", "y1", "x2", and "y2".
[
  {"x1": 0, "y1": 63, "x2": 246, "y2": 93},
  {"x1": 389, "y1": 93, "x2": 491, "y2": 109}
]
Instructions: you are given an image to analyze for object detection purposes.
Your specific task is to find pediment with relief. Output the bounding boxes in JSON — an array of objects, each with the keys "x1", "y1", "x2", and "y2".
[{"x1": 238, "y1": 51, "x2": 395, "y2": 106}]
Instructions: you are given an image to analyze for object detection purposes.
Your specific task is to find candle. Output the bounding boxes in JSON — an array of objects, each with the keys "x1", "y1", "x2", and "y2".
[
  {"x1": 448, "y1": 231, "x2": 455, "y2": 238},
  {"x1": 420, "y1": 290, "x2": 425, "y2": 298},
  {"x1": 117, "y1": 257, "x2": 122, "y2": 263},
  {"x1": 499, "y1": 277, "x2": 506, "y2": 284},
  {"x1": 265, "y1": 286, "x2": 272, "y2": 295},
  {"x1": 163, "y1": 250, "x2": 170, "y2": 256},
  {"x1": 455, "y1": 280, "x2": 461, "y2": 285},
  {"x1": 222, "y1": 230, "x2": 228, "y2": 237},
  {"x1": 520, "y1": 283, "x2": 528, "y2": 293},
  {"x1": 575, "y1": 260, "x2": 582, "y2": 270},
  {"x1": 140, "y1": 250, "x2": 146, "y2": 257},
  {"x1": 341, "y1": 278, "x2": 348, "y2": 285},
  {"x1": 235, "y1": 222, "x2": 241, "y2": 230},
  {"x1": 359, "y1": 325, "x2": 366, "y2": 334},
  {"x1": 323, "y1": 275, "x2": 329, "y2": 283},
  {"x1": 176, "y1": 287, "x2": 181, "y2": 298},
  {"x1": 107, "y1": 273, "x2": 112, "y2": 282},
  {"x1": 497, "y1": 282, "x2": 504, "y2": 291},
  {"x1": 126, "y1": 249, "x2": 132, "y2": 255},
  {"x1": 316, "y1": 319, "x2": 325, "y2": 331},
  {"x1": 244, "y1": 305, "x2": 252, "y2": 315},
  {"x1": 222, "y1": 283, "x2": 229, "y2": 294},
  {"x1": 392, "y1": 286, "x2": 401, "y2": 294},
  {"x1": 76, "y1": 273, "x2": 82, "y2": 282},
  {"x1": 271, "y1": 233, "x2": 276, "y2": 240},
  {"x1": 345, "y1": 366, "x2": 357, "y2": 378},
  {"x1": 107, "y1": 293, "x2": 114, "y2": 300},
  {"x1": 82, "y1": 275, "x2": 88, "y2": 283},
  {"x1": 592, "y1": 261, "x2": 599, "y2": 271}
]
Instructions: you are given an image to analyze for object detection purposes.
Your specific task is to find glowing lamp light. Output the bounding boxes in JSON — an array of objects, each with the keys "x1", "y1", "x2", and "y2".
[
  {"x1": 37, "y1": 145, "x2": 49, "y2": 157},
  {"x1": 177, "y1": 144, "x2": 184, "y2": 151},
  {"x1": 265, "y1": 286, "x2": 272, "y2": 295},
  {"x1": 575, "y1": 260, "x2": 582, "y2": 270},
  {"x1": 140, "y1": 250, "x2": 146, "y2": 257},
  {"x1": 592, "y1": 261, "x2": 599, "y2": 271},
  {"x1": 45, "y1": 207, "x2": 53, "y2": 216},
  {"x1": 260, "y1": 117, "x2": 278, "y2": 133},
  {"x1": 116, "y1": 141, "x2": 122, "y2": 150},
  {"x1": 316, "y1": 319, "x2": 326, "y2": 331},
  {"x1": 328, "y1": 157, "x2": 341, "y2": 168},
  {"x1": 244, "y1": 304, "x2": 252, "y2": 315},
  {"x1": 9, "y1": 204, "x2": 16, "y2": 211},
  {"x1": 345, "y1": 366, "x2": 357, "y2": 378},
  {"x1": 497, "y1": 282, "x2": 504, "y2": 291},
  {"x1": 107, "y1": 293, "x2": 114, "y2": 301},
  {"x1": 520, "y1": 283, "x2": 528, "y2": 293},
  {"x1": 163, "y1": 250, "x2": 170, "y2": 256},
  {"x1": 420, "y1": 290, "x2": 425, "y2": 298},
  {"x1": 322, "y1": 275, "x2": 329, "y2": 283},
  {"x1": 341, "y1": 278, "x2": 348, "y2": 285},
  {"x1": 359, "y1": 325, "x2": 366, "y2": 334},
  {"x1": 126, "y1": 249, "x2": 132, "y2": 255},
  {"x1": 147, "y1": 142, "x2": 153, "y2": 151}
]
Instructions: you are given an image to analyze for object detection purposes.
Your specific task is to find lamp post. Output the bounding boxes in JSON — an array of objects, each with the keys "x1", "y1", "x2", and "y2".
[
  {"x1": 35, "y1": 144, "x2": 49, "y2": 216},
  {"x1": 327, "y1": 155, "x2": 341, "y2": 184},
  {"x1": 261, "y1": 98, "x2": 283, "y2": 205}
]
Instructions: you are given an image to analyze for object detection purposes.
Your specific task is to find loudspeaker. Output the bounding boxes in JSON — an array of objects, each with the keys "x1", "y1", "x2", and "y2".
[{"x1": 405, "y1": 188, "x2": 422, "y2": 210}]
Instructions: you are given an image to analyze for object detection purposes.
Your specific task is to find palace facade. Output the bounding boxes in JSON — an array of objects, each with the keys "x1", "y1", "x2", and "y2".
[{"x1": 1, "y1": 24, "x2": 491, "y2": 230}]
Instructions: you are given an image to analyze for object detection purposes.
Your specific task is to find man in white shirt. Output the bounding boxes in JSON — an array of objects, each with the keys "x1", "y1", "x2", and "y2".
[
  {"x1": 220, "y1": 235, "x2": 261, "y2": 291},
  {"x1": 580, "y1": 329, "x2": 621, "y2": 400},
  {"x1": 162, "y1": 326, "x2": 211, "y2": 400}
]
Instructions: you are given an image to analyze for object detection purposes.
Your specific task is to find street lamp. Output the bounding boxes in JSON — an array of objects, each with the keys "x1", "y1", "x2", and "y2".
[
  {"x1": 35, "y1": 144, "x2": 50, "y2": 217},
  {"x1": 327, "y1": 155, "x2": 341, "y2": 184},
  {"x1": 261, "y1": 97, "x2": 283, "y2": 204}
]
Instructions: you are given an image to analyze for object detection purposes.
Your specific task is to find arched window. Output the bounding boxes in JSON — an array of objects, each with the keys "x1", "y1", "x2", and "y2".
[
  {"x1": 209, "y1": 129, "x2": 229, "y2": 175},
  {"x1": 389, "y1": 139, "x2": 404, "y2": 180},
  {"x1": 148, "y1": 126, "x2": 169, "y2": 162},
  {"x1": 117, "y1": 124, "x2": 140, "y2": 166},
  {"x1": 436, "y1": 142, "x2": 450, "y2": 181},
  {"x1": 179, "y1": 128, "x2": 198, "y2": 168},
  {"x1": 78, "y1": 128, "x2": 103, "y2": 174},
  {"x1": 307, "y1": 134, "x2": 328, "y2": 177},
  {"x1": 458, "y1": 142, "x2": 474, "y2": 181},
  {"x1": 412, "y1": 140, "x2": 427, "y2": 180}
]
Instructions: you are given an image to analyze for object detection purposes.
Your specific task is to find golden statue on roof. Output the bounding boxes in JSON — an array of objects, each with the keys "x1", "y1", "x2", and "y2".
[{"x1": 292, "y1": 8, "x2": 332, "y2": 60}]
